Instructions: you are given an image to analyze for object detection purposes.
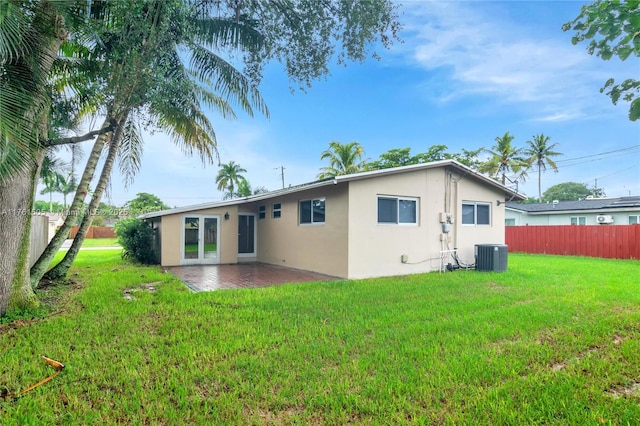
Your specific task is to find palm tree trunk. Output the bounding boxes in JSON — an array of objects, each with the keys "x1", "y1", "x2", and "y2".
[
  {"x1": 29, "y1": 116, "x2": 113, "y2": 288},
  {"x1": 45, "y1": 114, "x2": 127, "y2": 280},
  {"x1": 0, "y1": 165, "x2": 41, "y2": 316},
  {"x1": 0, "y1": 1, "x2": 67, "y2": 316},
  {"x1": 538, "y1": 163, "x2": 542, "y2": 202}
]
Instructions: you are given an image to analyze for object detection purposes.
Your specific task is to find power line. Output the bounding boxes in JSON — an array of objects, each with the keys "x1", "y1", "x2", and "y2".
[
  {"x1": 557, "y1": 151, "x2": 638, "y2": 169},
  {"x1": 592, "y1": 165, "x2": 639, "y2": 182},
  {"x1": 555, "y1": 144, "x2": 640, "y2": 163}
]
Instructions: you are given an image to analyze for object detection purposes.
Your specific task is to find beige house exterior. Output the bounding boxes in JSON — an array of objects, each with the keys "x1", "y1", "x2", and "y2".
[{"x1": 141, "y1": 160, "x2": 524, "y2": 279}]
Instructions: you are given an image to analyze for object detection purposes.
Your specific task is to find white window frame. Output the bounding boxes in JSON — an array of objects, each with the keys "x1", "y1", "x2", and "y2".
[
  {"x1": 628, "y1": 215, "x2": 639, "y2": 225},
  {"x1": 377, "y1": 196, "x2": 419, "y2": 225},
  {"x1": 299, "y1": 198, "x2": 325, "y2": 225},
  {"x1": 258, "y1": 205, "x2": 266, "y2": 220},
  {"x1": 505, "y1": 218, "x2": 516, "y2": 226},
  {"x1": 272, "y1": 203, "x2": 282, "y2": 219},
  {"x1": 462, "y1": 202, "x2": 491, "y2": 226},
  {"x1": 570, "y1": 216, "x2": 586, "y2": 225}
]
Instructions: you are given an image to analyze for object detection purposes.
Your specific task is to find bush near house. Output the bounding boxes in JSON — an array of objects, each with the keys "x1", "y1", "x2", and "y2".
[
  {"x1": 1, "y1": 252, "x2": 639, "y2": 424},
  {"x1": 114, "y1": 218, "x2": 157, "y2": 264}
]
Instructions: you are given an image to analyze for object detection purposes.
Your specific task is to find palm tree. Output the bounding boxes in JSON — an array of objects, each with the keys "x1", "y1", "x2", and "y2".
[
  {"x1": 318, "y1": 141, "x2": 366, "y2": 179},
  {"x1": 33, "y1": 1, "x2": 268, "y2": 284},
  {"x1": 524, "y1": 134, "x2": 562, "y2": 202},
  {"x1": 39, "y1": 155, "x2": 68, "y2": 211},
  {"x1": 216, "y1": 161, "x2": 247, "y2": 199},
  {"x1": 479, "y1": 132, "x2": 528, "y2": 184},
  {"x1": 0, "y1": 0, "x2": 74, "y2": 316}
]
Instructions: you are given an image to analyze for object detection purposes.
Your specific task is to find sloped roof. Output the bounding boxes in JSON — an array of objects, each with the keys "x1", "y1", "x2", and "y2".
[
  {"x1": 506, "y1": 196, "x2": 640, "y2": 214},
  {"x1": 141, "y1": 160, "x2": 525, "y2": 219}
]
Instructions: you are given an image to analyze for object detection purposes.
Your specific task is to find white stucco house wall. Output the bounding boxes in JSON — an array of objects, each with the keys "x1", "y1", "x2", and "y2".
[{"x1": 141, "y1": 160, "x2": 525, "y2": 279}]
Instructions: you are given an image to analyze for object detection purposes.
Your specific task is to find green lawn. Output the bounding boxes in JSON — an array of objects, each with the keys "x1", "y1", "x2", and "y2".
[
  {"x1": 79, "y1": 237, "x2": 121, "y2": 248},
  {"x1": 1, "y1": 253, "x2": 639, "y2": 424}
]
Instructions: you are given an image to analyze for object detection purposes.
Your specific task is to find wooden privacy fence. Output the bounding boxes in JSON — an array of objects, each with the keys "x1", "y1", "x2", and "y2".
[
  {"x1": 69, "y1": 226, "x2": 116, "y2": 239},
  {"x1": 506, "y1": 225, "x2": 640, "y2": 260},
  {"x1": 30, "y1": 215, "x2": 49, "y2": 267}
]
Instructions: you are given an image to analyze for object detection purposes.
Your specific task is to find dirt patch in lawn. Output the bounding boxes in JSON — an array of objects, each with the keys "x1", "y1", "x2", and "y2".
[
  {"x1": 123, "y1": 282, "x2": 159, "y2": 300},
  {"x1": 606, "y1": 381, "x2": 640, "y2": 399}
]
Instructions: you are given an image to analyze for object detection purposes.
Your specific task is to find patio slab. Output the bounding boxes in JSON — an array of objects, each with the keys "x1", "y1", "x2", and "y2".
[{"x1": 168, "y1": 263, "x2": 340, "y2": 291}]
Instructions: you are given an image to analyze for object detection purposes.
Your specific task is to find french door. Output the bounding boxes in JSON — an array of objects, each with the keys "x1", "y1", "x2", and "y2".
[
  {"x1": 182, "y1": 215, "x2": 220, "y2": 264},
  {"x1": 238, "y1": 214, "x2": 256, "y2": 257}
]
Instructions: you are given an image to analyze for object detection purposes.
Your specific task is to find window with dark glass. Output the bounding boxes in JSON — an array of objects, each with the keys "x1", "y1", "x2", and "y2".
[
  {"x1": 377, "y1": 196, "x2": 418, "y2": 224},
  {"x1": 258, "y1": 205, "x2": 266, "y2": 220},
  {"x1": 299, "y1": 198, "x2": 325, "y2": 224},
  {"x1": 462, "y1": 202, "x2": 491, "y2": 225},
  {"x1": 272, "y1": 203, "x2": 281, "y2": 219}
]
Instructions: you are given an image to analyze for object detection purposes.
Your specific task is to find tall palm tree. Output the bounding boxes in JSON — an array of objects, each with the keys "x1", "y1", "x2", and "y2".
[
  {"x1": 318, "y1": 141, "x2": 366, "y2": 179},
  {"x1": 479, "y1": 132, "x2": 528, "y2": 184},
  {"x1": 216, "y1": 161, "x2": 247, "y2": 199},
  {"x1": 524, "y1": 134, "x2": 562, "y2": 202},
  {"x1": 39, "y1": 154, "x2": 68, "y2": 211},
  {"x1": 0, "y1": 0, "x2": 74, "y2": 316},
  {"x1": 33, "y1": 0, "x2": 268, "y2": 284}
]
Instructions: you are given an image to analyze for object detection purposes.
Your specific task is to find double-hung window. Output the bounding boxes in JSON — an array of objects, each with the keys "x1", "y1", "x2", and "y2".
[
  {"x1": 299, "y1": 198, "x2": 325, "y2": 224},
  {"x1": 462, "y1": 202, "x2": 491, "y2": 225},
  {"x1": 570, "y1": 216, "x2": 586, "y2": 225},
  {"x1": 377, "y1": 196, "x2": 418, "y2": 225}
]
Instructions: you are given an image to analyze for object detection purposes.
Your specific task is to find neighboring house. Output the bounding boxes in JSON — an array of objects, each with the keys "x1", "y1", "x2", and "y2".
[
  {"x1": 141, "y1": 160, "x2": 524, "y2": 279},
  {"x1": 45, "y1": 213, "x2": 65, "y2": 242},
  {"x1": 505, "y1": 196, "x2": 640, "y2": 226}
]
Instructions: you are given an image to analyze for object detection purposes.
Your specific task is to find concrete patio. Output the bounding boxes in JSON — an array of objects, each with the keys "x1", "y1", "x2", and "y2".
[{"x1": 168, "y1": 263, "x2": 339, "y2": 291}]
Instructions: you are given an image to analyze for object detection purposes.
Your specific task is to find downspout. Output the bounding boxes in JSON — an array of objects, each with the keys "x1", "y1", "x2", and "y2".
[{"x1": 452, "y1": 173, "x2": 459, "y2": 250}]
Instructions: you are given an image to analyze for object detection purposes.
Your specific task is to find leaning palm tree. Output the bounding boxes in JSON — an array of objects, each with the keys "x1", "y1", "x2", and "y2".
[
  {"x1": 216, "y1": 161, "x2": 248, "y2": 199},
  {"x1": 318, "y1": 141, "x2": 366, "y2": 179},
  {"x1": 479, "y1": 132, "x2": 528, "y2": 185},
  {"x1": 32, "y1": 0, "x2": 268, "y2": 284},
  {"x1": 524, "y1": 134, "x2": 562, "y2": 202}
]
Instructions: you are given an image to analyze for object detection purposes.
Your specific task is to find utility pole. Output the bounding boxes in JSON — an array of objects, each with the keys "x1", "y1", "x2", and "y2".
[{"x1": 275, "y1": 166, "x2": 285, "y2": 189}]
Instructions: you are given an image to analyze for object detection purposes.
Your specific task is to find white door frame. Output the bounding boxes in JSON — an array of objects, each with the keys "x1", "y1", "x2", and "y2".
[
  {"x1": 181, "y1": 214, "x2": 221, "y2": 265},
  {"x1": 238, "y1": 212, "x2": 257, "y2": 258}
]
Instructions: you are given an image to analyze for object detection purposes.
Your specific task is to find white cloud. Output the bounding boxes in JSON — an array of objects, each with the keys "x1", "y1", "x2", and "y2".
[{"x1": 397, "y1": 1, "x2": 631, "y2": 121}]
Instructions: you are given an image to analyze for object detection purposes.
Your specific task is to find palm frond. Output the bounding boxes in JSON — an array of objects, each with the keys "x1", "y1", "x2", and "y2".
[
  {"x1": 117, "y1": 114, "x2": 144, "y2": 188},
  {"x1": 0, "y1": 0, "x2": 29, "y2": 62},
  {"x1": 188, "y1": 44, "x2": 269, "y2": 118},
  {"x1": 191, "y1": 16, "x2": 264, "y2": 53}
]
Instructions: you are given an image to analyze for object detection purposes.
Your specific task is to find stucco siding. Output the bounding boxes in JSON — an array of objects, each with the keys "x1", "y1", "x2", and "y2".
[
  {"x1": 253, "y1": 184, "x2": 349, "y2": 278},
  {"x1": 453, "y1": 175, "x2": 506, "y2": 264},
  {"x1": 159, "y1": 205, "x2": 238, "y2": 266},
  {"x1": 347, "y1": 168, "x2": 447, "y2": 279},
  {"x1": 161, "y1": 214, "x2": 181, "y2": 266}
]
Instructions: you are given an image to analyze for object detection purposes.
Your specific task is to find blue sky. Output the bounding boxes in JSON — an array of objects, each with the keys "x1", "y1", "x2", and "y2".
[{"x1": 47, "y1": 1, "x2": 640, "y2": 208}]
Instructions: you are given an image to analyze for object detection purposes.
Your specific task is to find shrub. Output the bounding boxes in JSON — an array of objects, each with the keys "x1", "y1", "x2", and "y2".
[{"x1": 114, "y1": 218, "x2": 157, "y2": 264}]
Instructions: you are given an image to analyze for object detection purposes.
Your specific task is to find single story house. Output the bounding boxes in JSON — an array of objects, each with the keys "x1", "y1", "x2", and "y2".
[
  {"x1": 141, "y1": 160, "x2": 525, "y2": 279},
  {"x1": 505, "y1": 196, "x2": 640, "y2": 226}
]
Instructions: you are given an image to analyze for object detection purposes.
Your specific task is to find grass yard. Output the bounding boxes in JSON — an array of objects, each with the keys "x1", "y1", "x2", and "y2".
[
  {"x1": 1, "y1": 253, "x2": 639, "y2": 424},
  {"x1": 78, "y1": 238, "x2": 121, "y2": 248}
]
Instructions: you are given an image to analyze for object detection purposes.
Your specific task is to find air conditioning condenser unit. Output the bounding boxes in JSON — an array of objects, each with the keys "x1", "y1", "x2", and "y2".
[{"x1": 475, "y1": 244, "x2": 508, "y2": 272}]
